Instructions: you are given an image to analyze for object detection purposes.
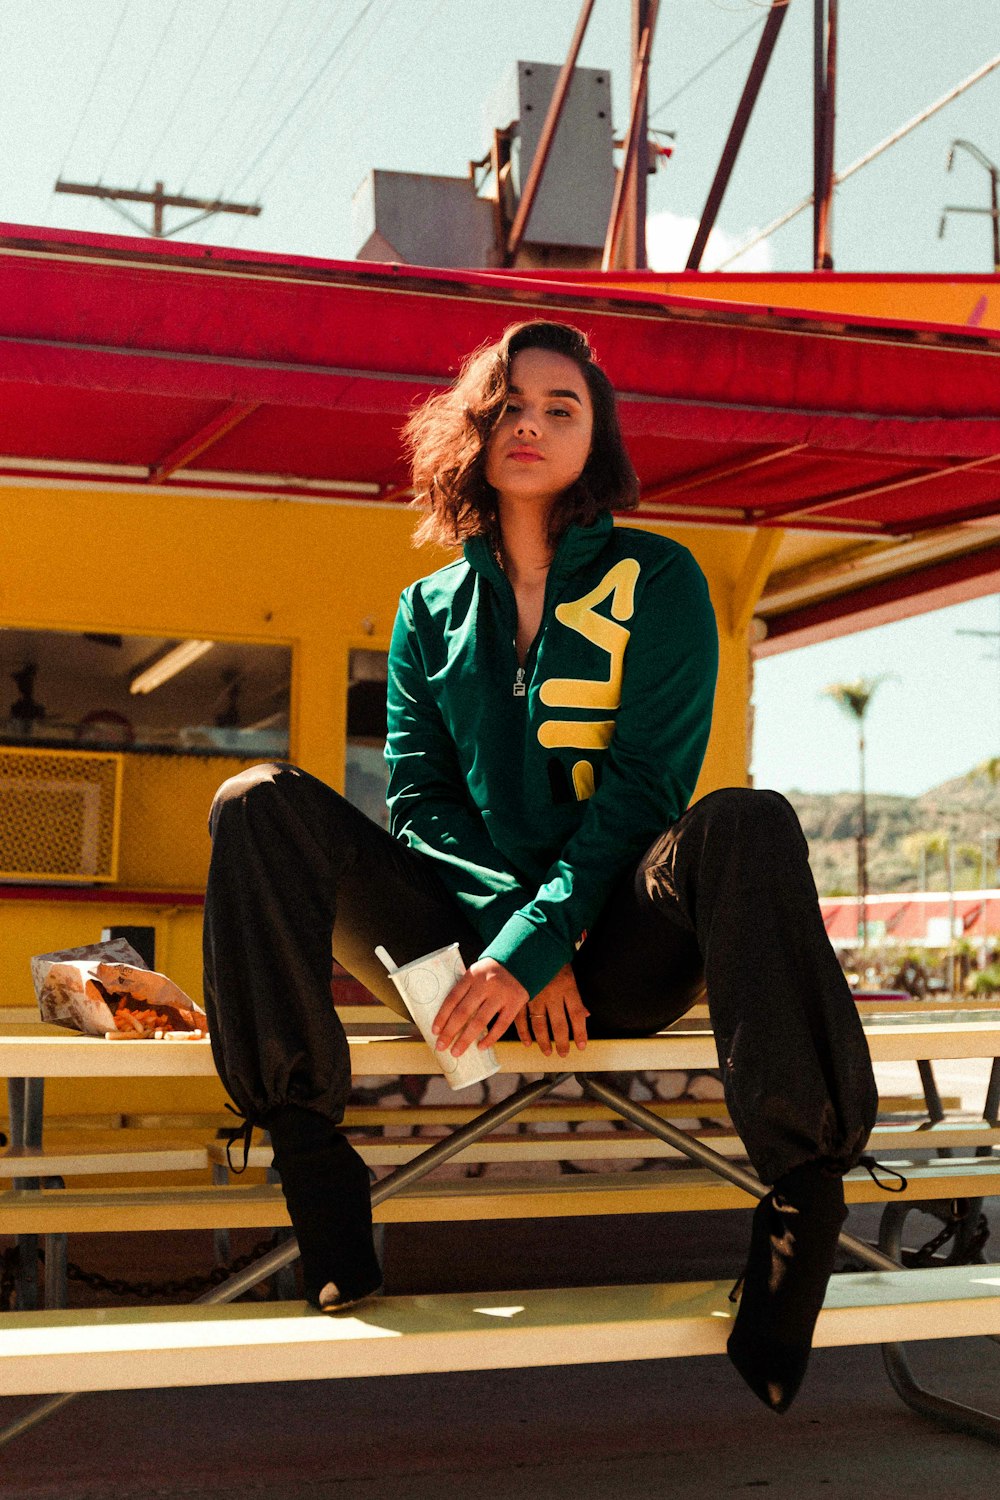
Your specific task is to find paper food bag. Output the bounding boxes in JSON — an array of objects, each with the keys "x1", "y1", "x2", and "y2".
[{"x1": 31, "y1": 940, "x2": 207, "y2": 1037}]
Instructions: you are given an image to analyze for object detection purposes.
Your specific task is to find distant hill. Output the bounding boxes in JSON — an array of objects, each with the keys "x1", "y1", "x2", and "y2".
[{"x1": 781, "y1": 767, "x2": 1000, "y2": 897}]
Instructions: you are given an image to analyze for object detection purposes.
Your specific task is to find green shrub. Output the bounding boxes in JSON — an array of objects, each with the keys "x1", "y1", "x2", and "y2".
[{"x1": 972, "y1": 965, "x2": 1000, "y2": 996}]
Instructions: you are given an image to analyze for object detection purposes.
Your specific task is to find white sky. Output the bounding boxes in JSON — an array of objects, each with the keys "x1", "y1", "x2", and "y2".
[{"x1": 3, "y1": 0, "x2": 1000, "y2": 795}]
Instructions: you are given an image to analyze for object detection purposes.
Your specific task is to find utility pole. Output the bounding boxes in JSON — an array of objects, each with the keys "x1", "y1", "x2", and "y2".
[
  {"x1": 54, "y1": 179, "x2": 260, "y2": 239},
  {"x1": 939, "y1": 139, "x2": 1000, "y2": 273}
]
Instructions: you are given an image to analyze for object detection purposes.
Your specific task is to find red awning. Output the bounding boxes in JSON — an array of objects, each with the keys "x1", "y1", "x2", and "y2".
[
  {"x1": 820, "y1": 895, "x2": 1000, "y2": 943},
  {"x1": 2, "y1": 223, "x2": 1000, "y2": 540}
]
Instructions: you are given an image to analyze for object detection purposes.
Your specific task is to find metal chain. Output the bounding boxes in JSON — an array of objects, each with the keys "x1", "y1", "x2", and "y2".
[
  {"x1": 0, "y1": 1232, "x2": 288, "y2": 1309},
  {"x1": 960, "y1": 1213, "x2": 992, "y2": 1264},
  {"x1": 905, "y1": 1199, "x2": 991, "y2": 1268},
  {"x1": 66, "y1": 1231, "x2": 288, "y2": 1300}
]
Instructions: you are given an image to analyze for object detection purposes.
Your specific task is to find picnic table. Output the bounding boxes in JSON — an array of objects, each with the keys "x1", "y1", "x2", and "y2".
[{"x1": 2, "y1": 1009, "x2": 1000, "y2": 1449}]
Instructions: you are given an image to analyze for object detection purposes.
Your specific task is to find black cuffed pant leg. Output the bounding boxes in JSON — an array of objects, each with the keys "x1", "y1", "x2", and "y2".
[
  {"x1": 574, "y1": 787, "x2": 877, "y2": 1185},
  {"x1": 202, "y1": 761, "x2": 482, "y2": 1300},
  {"x1": 202, "y1": 760, "x2": 482, "y2": 1125}
]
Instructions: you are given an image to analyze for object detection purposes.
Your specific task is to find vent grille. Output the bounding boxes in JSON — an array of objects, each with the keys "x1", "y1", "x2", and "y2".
[{"x1": 0, "y1": 748, "x2": 122, "y2": 883}]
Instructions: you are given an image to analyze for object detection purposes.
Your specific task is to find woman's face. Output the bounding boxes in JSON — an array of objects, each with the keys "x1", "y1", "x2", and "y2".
[{"x1": 484, "y1": 347, "x2": 595, "y2": 508}]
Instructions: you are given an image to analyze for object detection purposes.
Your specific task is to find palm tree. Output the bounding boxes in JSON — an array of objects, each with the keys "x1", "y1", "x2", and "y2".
[
  {"x1": 823, "y1": 676, "x2": 890, "y2": 954},
  {"x1": 902, "y1": 829, "x2": 949, "y2": 891}
]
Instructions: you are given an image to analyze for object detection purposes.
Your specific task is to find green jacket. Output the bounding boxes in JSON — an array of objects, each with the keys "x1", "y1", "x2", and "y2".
[{"x1": 384, "y1": 513, "x2": 718, "y2": 999}]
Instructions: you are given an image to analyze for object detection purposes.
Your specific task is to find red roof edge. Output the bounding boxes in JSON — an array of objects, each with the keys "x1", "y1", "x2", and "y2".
[{"x1": 3, "y1": 221, "x2": 1000, "y2": 350}]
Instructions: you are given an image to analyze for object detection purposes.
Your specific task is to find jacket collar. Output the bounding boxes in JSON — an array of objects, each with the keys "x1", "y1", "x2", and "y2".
[{"x1": 464, "y1": 511, "x2": 614, "y2": 591}]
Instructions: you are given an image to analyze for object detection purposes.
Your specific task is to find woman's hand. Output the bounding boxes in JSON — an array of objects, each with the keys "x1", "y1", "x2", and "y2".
[
  {"x1": 432, "y1": 958, "x2": 529, "y2": 1056},
  {"x1": 517, "y1": 963, "x2": 589, "y2": 1058}
]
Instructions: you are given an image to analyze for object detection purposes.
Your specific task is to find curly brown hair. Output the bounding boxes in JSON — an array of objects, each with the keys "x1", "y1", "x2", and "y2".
[{"x1": 402, "y1": 319, "x2": 639, "y2": 549}]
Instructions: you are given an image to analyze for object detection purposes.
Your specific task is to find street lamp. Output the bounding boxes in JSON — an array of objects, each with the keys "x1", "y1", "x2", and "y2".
[{"x1": 939, "y1": 138, "x2": 1000, "y2": 273}]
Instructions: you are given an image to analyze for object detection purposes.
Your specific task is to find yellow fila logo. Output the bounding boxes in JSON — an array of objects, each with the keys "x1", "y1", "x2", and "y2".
[
  {"x1": 537, "y1": 559, "x2": 640, "y2": 767},
  {"x1": 537, "y1": 720, "x2": 615, "y2": 751}
]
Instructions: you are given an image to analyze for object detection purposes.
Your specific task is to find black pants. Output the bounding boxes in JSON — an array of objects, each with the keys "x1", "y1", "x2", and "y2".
[{"x1": 203, "y1": 762, "x2": 876, "y2": 1187}]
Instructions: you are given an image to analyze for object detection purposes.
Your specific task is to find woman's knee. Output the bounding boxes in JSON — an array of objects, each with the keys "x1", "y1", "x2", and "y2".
[
  {"x1": 690, "y1": 786, "x2": 805, "y2": 846},
  {"x1": 208, "y1": 761, "x2": 304, "y2": 838}
]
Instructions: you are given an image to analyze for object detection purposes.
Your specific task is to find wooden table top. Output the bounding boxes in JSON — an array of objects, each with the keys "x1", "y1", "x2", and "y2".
[{"x1": 1, "y1": 1011, "x2": 999, "y2": 1078}]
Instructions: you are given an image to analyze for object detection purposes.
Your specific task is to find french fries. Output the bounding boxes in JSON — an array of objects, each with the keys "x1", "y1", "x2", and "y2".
[{"x1": 103, "y1": 1028, "x2": 206, "y2": 1041}]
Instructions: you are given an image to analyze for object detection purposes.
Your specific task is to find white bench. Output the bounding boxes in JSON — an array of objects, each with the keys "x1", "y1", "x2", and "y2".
[
  {"x1": 1, "y1": 1267, "x2": 998, "y2": 1395},
  {"x1": 2, "y1": 1014, "x2": 1000, "y2": 1449}
]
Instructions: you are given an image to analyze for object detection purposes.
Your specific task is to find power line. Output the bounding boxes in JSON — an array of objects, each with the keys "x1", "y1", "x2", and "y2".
[
  {"x1": 218, "y1": 0, "x2": 338, "y2": 183},
  {"x1": 138, "y1": 0, "x2": 238, "y2": 184},
  {"x1": 269, "y1": 0, "x2": 452, "y2": 232},
  {"x1": 714, "y1": 47, "x2": 1000, "y2": 268},
  {"x1": 228, "y1": 0, "x2": 383, "y2": 198},
  {"x1": 58, "y1": 0, "x2": 134, "y2": 178},
  {"x1": 98, "y1": 0, "x2": 185, "y2": 182},
  {"x1": 253, "y1": 0, "x2": 400, "y2": 199},
  {"x1": 179, "y1": 0, "x2": 300, "y2": 194},
  {"x1": 648, "y1": 14, "x2": 763, "y2": 122}
]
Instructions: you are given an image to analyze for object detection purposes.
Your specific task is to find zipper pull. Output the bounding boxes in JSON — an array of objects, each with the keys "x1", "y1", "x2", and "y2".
[{"x1": 513, "y1": 667, "x2": 526, "y2": 698}]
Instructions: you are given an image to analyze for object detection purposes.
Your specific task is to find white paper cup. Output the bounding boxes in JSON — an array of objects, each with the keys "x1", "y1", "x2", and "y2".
[{"x1": 384, "y1": 942, "x2": 500, "y2": 1091}]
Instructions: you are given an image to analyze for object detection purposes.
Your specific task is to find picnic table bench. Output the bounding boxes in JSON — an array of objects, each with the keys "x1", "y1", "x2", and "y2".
[{"x1": 1, "y1": 1008, "x2": 1000, "y2": 1448}]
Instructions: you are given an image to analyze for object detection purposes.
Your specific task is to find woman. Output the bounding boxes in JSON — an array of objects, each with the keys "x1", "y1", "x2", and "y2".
[{"x1": 203, "y1": 319, "x2": 878, "y2": 1414}]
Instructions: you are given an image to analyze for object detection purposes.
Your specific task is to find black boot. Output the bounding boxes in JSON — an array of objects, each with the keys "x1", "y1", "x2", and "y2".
[
  {"x1": 726, "y1": 1160, "x2": 847, "y2": 1414},
  {"x1": 265, "y1": 1104, "x2": 382, "y2": 1311}
]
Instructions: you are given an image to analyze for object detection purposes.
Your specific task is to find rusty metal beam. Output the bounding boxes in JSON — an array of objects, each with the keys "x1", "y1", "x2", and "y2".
[
  {"x1": 638, "y1": 444, "x2": 807, "y2": 506},
  {"x1": 632, "y1": 501, "x2": 891, "y2": 537},
  {"x1": 506, "y1": 0, "x2": 597, "y2": 261},
  {"x1": 149, "y1": 402, "x2": 259, "y2": 481},
  {"x1": 626, "y1": 0, "x2": 654, "y2": 271},
  {"x1": 753, "y1": 449, "x2": 1000, "y2": 524},
  {"x1": 602, "y1": 0, "x2": 660, "y2": 271},
  {"x1": 813, "y1": 0, "x2": 838, "y2": 268},
  {"x1": 686, "y1": 1, "x2": 791, "y2": 271},
  {"x1": 821, "y1": 0, "x2": 838, "y2": 265}
]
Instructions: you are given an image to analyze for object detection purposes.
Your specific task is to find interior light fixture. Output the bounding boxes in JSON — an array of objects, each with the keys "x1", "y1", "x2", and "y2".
[{"x1": 129, "y1": 639, "x2": 215, "y2": 695}]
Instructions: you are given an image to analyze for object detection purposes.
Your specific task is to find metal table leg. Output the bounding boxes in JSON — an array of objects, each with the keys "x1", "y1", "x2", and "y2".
[
  {"x1": 580, "y1": 1073, "x2": 1000, "y2": 1447},
  {"x1": 22, "y1": 1078, "x2": 45, "y2": 1151},
  {"x1": 980, "y1": 1057, "x2": 1000, "y2": 1159},
  {"x1": 7, "y1": 1078, "x2": 25, "y2": 1146},
  {"x1": 985, "y1": 1058, "x2": 1000, "y2": 1126},
  {"x1": 195, "y1": 1073, "x2": 570, "y2": 1306},
  {"x1": 916, "y1": 1059, "x2": 954, "y2": 1158},
  {"x1": 917, "y1": 1058, "x2": 945, "y2": 1122},
  {"x1": 0, "y1": 1071, "x2": 569, "y2": 1447},
  {"x1": 879, "y1": 1202, "x2": 1000, "y2": 1443},
  {"x1": 210, "y1": 1159, "x2": 232, "y2": 1265},
  {"x1": 6, "y1": 1077, "x2": 45, "y2": 1311},
  {"x1": 43, "y1": 1174, "x2": 68, "y2": 1310},
  {"x1": 263, "y1": 1163, "x2": 297, "y2": 1301}
]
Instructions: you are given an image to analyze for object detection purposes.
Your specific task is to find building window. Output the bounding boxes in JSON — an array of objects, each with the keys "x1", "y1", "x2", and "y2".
[
  {"x1": 346, "y1": 649, "x2": 388, "y2": 827},
  {"x1": 1, "y1": 628, "x2": 291, "y2": 758}
]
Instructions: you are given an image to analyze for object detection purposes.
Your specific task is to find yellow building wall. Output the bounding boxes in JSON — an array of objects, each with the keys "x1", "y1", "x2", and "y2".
[{"x1": 0, "y1": 483, "x2": 764, "y2": 1122}]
